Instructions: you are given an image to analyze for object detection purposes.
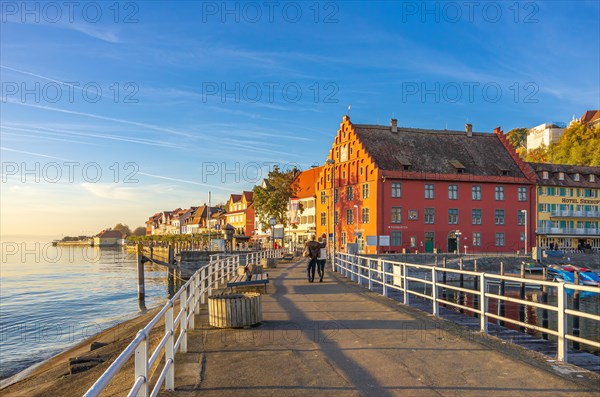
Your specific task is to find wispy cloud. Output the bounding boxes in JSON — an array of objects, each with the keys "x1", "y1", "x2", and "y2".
[
  {"x1": 80, "y1": 183, "x2": 141, "y2": 200},
  {"x1": 137, "y1": 172, "x2": 233, "y2": 192},
  {"x1": 2, "y1": 99, "x2": 200, "y2": 139},
  {"x1": 0, "y1": 146, "x2": 69, "y2": 161}
]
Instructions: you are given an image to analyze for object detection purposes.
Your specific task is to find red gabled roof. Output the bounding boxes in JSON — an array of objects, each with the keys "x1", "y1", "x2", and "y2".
[
  {"x1": 242, "y1": 191, "x2": 253, "y2": 203},
  {"x1": 292, "y1": 167, "x2": 321, "y2": 199},
  {"x1": 229, "y1": 194, "x2": 242, "y2": 203},
  {"x1": 580, "y1": 110, "x2": 600, "y2": 124}
]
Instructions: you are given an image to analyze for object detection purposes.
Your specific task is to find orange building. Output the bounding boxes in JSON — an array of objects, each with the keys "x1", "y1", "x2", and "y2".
[{"x1": 316, "y1": 116, "x2": 380, "y2": 253}]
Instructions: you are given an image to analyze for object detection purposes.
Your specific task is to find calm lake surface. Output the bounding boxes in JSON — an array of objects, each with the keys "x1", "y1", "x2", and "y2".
[{"x1": 0, "y1": 237, "x2": 170, "y2": 380}]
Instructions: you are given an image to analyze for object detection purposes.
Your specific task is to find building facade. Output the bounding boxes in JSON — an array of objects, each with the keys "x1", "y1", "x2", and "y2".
[
  {"x1": 526, "y1": 123, "x2": 565, "y2": 151},
  {"x1": 530, "y1": 162, "x2": 600, "y2": 253},
  {"x1": 225, "y1": 191, "x2": 255, "y2": 238},
  {"x1": 316, "y1": 116, "x2": 536, "y2": 254},
  {"x1": 288, "y1": 167, "x2": 321, "y2": 248}
]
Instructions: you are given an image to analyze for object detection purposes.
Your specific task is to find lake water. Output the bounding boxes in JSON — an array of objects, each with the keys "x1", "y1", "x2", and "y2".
[{"x1": 0, "y1": 237, "x2": 170, "y2": 380}]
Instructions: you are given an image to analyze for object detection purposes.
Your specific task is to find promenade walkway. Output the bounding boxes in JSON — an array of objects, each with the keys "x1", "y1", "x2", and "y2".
[{"x1": 161, "y1": 259, "x2": 599, "y2": 397}]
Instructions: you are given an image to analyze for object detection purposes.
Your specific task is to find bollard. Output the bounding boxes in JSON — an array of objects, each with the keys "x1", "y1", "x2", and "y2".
[{"x1": 137, "y1": 244, "x2": 146, "y2": 305}]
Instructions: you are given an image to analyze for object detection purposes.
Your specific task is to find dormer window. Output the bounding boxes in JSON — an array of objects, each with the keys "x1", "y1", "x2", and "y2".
[
  {"x1": 558, "y1": 172, "x2": 565, "y2": 180},
  {"x1": 574, "y1": 173, "x2": 580, "y2": 181},
  {"x1": 450, "y1": 160, "x2": 465, "y2": 174},
  {"x1": 591, "y1": 174, "x2": 596, "y2": 182},
  {"x1": 404, "y1": 165, "x2": 411, "y2": 171},
  {"x1": 542, "y1": 171, "x2": 549, "y2": 179}
]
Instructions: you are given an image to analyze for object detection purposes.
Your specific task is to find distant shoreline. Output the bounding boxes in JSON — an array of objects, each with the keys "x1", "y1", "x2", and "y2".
[{"x1": 54, "y1": 241, "x2": 91, "y2": 246}]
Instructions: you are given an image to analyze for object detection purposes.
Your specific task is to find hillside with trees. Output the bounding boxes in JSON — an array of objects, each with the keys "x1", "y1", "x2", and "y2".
[{"x1": 506, "y1": 122, "x2": 600, "y2": 166}]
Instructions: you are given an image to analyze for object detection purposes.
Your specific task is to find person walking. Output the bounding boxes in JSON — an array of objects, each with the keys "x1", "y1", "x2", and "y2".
[
  {"x1": 305, "y1": 234, "x2": 321, "y2": 283},
  {"x1": 317, "y1": 235, "x2": 327, "y2": 282}
]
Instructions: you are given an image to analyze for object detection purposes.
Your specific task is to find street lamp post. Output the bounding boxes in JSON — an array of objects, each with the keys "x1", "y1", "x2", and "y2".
[
  {"x1": 353, "y1": 204, "x2": 359, "y2": 249},
  {"x1": 325, "y1": 159, "x2": 335, "y2": 271},
  {"x1": 521, "y1": 209, "x2": 528, "y2": 256},
  {"x1": 455, "y1": 230, "x2": 461, "y2": 254}
]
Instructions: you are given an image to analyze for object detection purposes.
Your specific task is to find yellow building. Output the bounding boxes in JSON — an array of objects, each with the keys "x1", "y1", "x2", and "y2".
[
  {"x1": 530, "y1": 163, "x2": 600, "y2": 253},
  {"x1": 225, "y1": 191, "x2": 255, "y2": 237}
]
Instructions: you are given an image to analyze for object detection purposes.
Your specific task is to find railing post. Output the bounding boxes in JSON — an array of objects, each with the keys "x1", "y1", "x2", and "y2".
[
  {"x1": 180, "y1": 289, "x2": 188, "y2": 353},
  {"x1": 194, "y1": 273, "x2": 200, "y2": 315},
  {"x1": 200, "y1": 267, "x2": 207, "y2": 305},
  {"x1": 431, "y1": 267, "x2": 438, "y2": 317},
  {"x1": 134, "y1": 332, "x2": 148, "y2": 397},
  {"x1": 479, "y1": 273, "x2": 488, "y2": 334},
  {"x1": 368, "y1": 259, "x2": 373, "y2": 290},
  {"x1": 403, "y1": 264, "x2": 409, "y2": 305},
  {"x1": 189, "y1": 279, "x2": 196, "y2": 329},
  {"x1": 381, "y1": 259, "x2": 387, "y2": 297},
  {"x1": 165, "y1": 304, "x2": 175, "y2": 390},
  {"x1": 208, "y1": 264, "x2": 213, "y2": 297},
  {"x1": 557, "y1": 282, "x2": 567, "y2": 362}
]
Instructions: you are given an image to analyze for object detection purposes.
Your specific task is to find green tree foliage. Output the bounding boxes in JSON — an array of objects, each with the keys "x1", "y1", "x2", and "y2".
[
  {"x1": 113, "y1": 223, "x2": 132, "y2": 237},
  {"x1": 252, "y1": 166, "x2": 301, "y2": 231},
  {"x1": 506, "y1": 127, "x2": 529, "y2": 157},
  {"x1": 522, "y1": 122, "x2": 600, "y2": 166},
  {"x1": 132, "y1": 226, "x2": 146, "y2": 236}
]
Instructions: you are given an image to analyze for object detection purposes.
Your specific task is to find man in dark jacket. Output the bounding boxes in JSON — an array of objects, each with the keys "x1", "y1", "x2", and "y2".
[{"x1": 305, "y1": 234, "x2": 321, "y2": 282}]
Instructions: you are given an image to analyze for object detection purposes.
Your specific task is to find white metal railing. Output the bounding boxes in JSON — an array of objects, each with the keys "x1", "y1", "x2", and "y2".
[
  {"x1": 245, "y1": 248, "x2": 284, "y2": 265},
  {"x1": 84, "y1": 249, "x2": 282, "y2": 397},
  {"x1": 335, "y1": 253, "x2": 600, "y2": 364}
]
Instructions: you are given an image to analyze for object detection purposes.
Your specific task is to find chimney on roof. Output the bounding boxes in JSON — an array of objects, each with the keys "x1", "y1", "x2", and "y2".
[
  {"x1": 390, "y1": 118, "x2": 398, "y2": 133},
  {"x1": 465, "y1": 123, "x2": 473, "y2": 137}
]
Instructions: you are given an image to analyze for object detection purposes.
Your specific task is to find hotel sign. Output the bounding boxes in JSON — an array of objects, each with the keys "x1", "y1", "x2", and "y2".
[{"x1": 561, "y1": 198, "x2": 600, "y2": 205}]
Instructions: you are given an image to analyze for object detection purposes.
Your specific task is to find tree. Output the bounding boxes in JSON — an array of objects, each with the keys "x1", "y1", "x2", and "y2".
[
  {"x1": 113, "y1": 223, "x2": 132, "y2": 237},
  {"x1": 252, "y1": 166, "x2": 301, "y2": 231},
  {"x1": 132, "y1": 226, "x2": 146, "y2": 236},
  {"x1": 506, "y1": 127, "x2": 529, "y2": 157},
  {"x1": 546, "y1": 122, "x2": 600, "y2": 165}
]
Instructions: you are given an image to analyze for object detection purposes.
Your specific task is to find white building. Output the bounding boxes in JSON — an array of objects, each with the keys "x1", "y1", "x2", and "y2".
[{"x1": 526, "y1": 123, "x2": 565, "y2": 151}]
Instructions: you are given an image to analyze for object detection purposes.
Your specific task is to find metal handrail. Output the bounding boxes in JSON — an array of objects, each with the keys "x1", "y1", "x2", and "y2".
[
  {"x1": 84, "y1": 249, "x2": 283, "y2": 397},
  {"x1": 334, "y1": 252, "x2": 600, "y2": 363}
]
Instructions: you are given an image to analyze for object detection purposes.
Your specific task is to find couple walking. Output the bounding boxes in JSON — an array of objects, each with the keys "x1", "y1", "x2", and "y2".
[{"x1": 304, "y1": 233, "x2": 327, "y2": 283}]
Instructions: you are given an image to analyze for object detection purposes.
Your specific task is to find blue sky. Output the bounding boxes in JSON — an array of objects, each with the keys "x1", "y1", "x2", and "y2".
[{"x1": 1, "y1": 1, "x2": 599, "y2": 237}]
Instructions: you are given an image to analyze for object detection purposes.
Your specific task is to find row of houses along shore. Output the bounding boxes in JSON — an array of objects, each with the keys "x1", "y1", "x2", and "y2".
[{"x1": 145, "y1": 114, "x2": 600, "y2": 257}]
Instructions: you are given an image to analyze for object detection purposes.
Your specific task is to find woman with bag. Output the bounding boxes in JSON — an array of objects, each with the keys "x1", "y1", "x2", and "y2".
[{"x1": 316, "y1": 235, "x2": 327, "y2": 282}]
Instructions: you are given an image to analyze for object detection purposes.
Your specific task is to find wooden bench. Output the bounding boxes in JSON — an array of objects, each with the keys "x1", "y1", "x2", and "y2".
[{"x1": 226, "y1": 273, "x2": 269, "y2": 293}]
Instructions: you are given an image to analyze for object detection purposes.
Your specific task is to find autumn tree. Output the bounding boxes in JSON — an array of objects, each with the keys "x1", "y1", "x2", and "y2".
[
  {"x1": 547, "y1": 122, "x2": 600, "y2": 165},
  {"x1": 252, "y1": 166, "x2": 302, "y2": 231},
  {"x1": 506, "y1": 127, "x2": 529, "y2": 157}
]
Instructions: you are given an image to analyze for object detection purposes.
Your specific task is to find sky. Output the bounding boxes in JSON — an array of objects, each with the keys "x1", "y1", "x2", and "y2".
[{"x1": 1, "y1": 1, "x2": 599, "y2": 238}]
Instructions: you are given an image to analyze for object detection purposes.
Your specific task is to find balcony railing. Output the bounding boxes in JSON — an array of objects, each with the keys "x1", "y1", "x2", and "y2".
[
  {"x1": 550, "y1": 210, "x2": 600, "y2": 218},
  {"x1": 536, "y1": 227, "x2": 600, "y2": 235}
]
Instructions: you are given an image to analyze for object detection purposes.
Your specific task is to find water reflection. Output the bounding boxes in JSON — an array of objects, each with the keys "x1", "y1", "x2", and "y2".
[{"x1": 0, "y1": 244, "x2": 172, "y2": 379}]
